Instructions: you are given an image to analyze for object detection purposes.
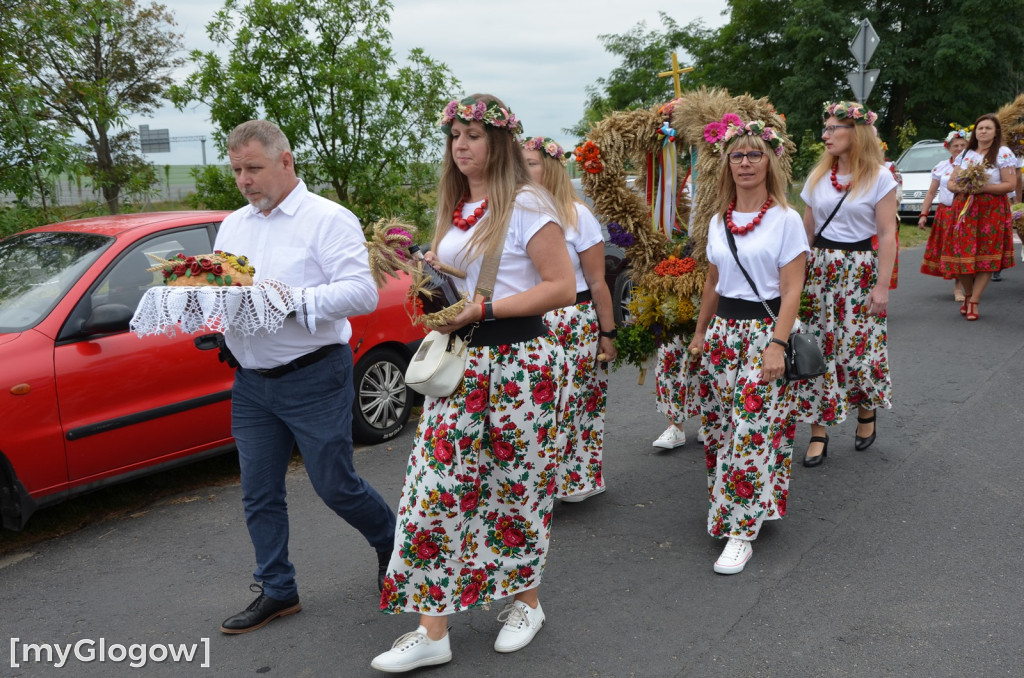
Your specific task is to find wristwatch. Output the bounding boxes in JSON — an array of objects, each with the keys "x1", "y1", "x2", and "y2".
[{"x1": 598, "y1": 328, "x2": 617, "y2": 339}]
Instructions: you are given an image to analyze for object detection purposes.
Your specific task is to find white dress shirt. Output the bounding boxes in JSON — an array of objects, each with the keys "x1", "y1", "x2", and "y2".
[{"x1": 215, "y1": 180, "x2": 378, "y2": 369}]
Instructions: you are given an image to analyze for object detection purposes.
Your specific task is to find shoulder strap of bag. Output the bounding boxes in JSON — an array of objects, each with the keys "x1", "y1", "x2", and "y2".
[
  {"x1": 474, "y1": 220, "x2": 510, "y2": 300},
  {"x1": 723, "y1": 222, "x2": 777, "y2": 322},
  {"x1": 815, "y1": 189, "x2": 849, "y2": 237}
]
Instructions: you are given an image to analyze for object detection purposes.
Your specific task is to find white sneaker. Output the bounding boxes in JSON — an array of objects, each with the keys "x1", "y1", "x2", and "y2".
[
  {"x1": 653, "y1": 425, "x2": 686, "y2": 449},
  {"x1": 493, "y1": 600, "x2": 545, "y2": 653},
  {"x1": 559, "y1": 485, "x2": 606, "y2": 503},
  {"x1": 697, "y1": 428, "x2": 706, "y2": 443},
  {"x1": 371, "y1": 626, "x2": 452, "y2": 673},
  {"x1": 713, "y1": 537, "x2": 753, "y2": 575}
]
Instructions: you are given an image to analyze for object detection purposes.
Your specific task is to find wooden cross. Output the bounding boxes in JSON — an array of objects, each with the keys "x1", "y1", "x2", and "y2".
[{"x1": 658, "y1": 53, "x2": 694, "y2": 99}]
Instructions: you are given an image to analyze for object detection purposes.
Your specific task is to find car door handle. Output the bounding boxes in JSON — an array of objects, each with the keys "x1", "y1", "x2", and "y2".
[{"x1": 194, "y1": 333, "x2": 221, "y2": 351}]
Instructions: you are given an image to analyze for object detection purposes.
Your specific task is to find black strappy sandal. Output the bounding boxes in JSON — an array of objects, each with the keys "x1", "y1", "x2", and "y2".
[
  {"x1": 803, "y1": 434, "x2": 829, "y2": 468},
  {"x1": 854, "y1": 412, "x2": 876, "y2": 451}
]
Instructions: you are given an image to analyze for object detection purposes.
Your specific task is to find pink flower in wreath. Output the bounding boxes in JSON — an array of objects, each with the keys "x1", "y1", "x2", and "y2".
[
  {"x1": 703, "y1": 121, "x2": 726, "y2": 144},
  {"x1": 721, "y1": 113, "x2": 743, "y2": 127}
]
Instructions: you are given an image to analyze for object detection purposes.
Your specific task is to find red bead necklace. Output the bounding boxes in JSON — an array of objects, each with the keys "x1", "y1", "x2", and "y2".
[
  {"x1": 830, "y1": 162, "x2": 850, "y2": 192},
  {"x1": 452, "y1": 196, "x2": 488, "y2": 230},
  {"x1": 726, "y1": 196, "x2": 772, "y2": 235}
]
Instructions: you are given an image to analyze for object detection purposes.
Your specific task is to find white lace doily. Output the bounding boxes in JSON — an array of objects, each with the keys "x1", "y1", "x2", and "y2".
[{"x1": 131, "y1": 283, "x2": 296, "y2": 337}]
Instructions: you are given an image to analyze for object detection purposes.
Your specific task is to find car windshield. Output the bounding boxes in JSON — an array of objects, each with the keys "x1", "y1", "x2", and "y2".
[
  {"x1": 0, "y1": 231, "x2": 113, "y2": 332},
  {"x1": 897, "y1": 145, "x2": 950, "y2": 173}
]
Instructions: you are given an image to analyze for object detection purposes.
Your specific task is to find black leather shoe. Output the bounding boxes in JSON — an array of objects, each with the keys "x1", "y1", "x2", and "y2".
[
  {"x1": 854, "y1": 412, "x2": 876, "y2": 451},
  {"x1": 377, "y1": 548, "x2": 393, "y2": 592},
  {"x1": 220, "y1": 584, "x2": 301, "y2": 634},
  {"x1": 802, "y1": 435, "x2": 829, "y2": 468}
]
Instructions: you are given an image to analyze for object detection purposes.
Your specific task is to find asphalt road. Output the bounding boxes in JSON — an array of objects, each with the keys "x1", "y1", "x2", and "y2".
[{"x1": 2, "y1": 246, "x2": 1022, "y2": 677}]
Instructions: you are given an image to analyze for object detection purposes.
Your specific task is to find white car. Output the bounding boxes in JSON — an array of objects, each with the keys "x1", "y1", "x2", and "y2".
[{"x1": 895, "y1": 140, "x2": 951, "y2": 222}]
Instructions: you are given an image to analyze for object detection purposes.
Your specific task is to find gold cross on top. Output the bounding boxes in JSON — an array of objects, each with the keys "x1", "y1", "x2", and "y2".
[{"x1": 658, "y1": 53, "x2": 694, "y2": 99}]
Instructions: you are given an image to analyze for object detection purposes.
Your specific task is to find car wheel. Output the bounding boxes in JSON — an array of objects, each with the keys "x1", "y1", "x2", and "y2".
[
  {"x1": 352, "y1": 346, "x2": 414, "y2": 445},
  {"x1": 613, "y1": 268, "x2": 634, "y2": 326}
]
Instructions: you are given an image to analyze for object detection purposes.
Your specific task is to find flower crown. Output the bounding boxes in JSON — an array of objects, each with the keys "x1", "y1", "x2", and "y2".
[
  {"x1": 439, "y1": 97, "x2": 523, "y2": 136},
  {"x1": 522, "y1": 136, "x2": 566, "y2": 163},
  {"x1": 703, "y1": 114, "x2": 784, "y2": 157},
  {"x1": 944, "y1": 123, "x2": 974, "y2": 146},
  {"x1": 822, "y1": 100, "x2": 878, "y2": 126}
]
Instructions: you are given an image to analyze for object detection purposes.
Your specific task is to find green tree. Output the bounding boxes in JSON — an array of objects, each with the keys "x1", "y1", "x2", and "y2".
[
  {"x1": 567, "y1": 13, "x2": 690, "y2": 139},
  {"x1": 170, "y1": 0, "x2": 458, "y2": 229},
  {"x1": 1, "y1": 0, "x2": 184, "y2": 214},
  {"x1": 186, "y1": 165, "x2": 246, "y2": 211},
  {"x1": 679, "y1": 0, "x2": 1024, "y2": 152}
]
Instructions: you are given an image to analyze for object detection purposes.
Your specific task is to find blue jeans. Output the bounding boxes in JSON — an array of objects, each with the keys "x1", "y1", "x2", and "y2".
[{"x1": 231, "y1": 344, "x2": 396, "y2": 600}]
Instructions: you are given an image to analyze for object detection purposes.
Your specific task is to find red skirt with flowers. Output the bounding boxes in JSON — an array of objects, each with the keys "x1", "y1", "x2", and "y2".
[
  {"x1": 380, "y1": 335, "x2": 564, "y2": 615},
  {"x1": 940, "y1": 193, "x2": 1015, "y2": 275},
  {"x1": 921, "y1": 204, "x2": 955, "y2": 278},
  {"x1": 694, "y1": 317, "x2": 795, "y2": 540},
  {"x1": 793, "y1": 246, "x2": 893, "y2": 425},
  {"x1": 544, "y1": 300, "x2": 606, "y2": 499}
]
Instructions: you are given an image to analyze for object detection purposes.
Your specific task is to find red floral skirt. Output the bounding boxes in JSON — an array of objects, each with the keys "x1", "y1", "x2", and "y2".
[
  {"x1": 921, "y1": 204, "x2": 955, "y2": 278},
  {"x1": 940, "y1": 193, "x2": 1015, "y2": 275}
]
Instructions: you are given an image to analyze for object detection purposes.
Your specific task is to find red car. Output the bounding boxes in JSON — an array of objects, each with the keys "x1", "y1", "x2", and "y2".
[{"x1": 0, "y1": 211, "x2": 423, "y2": 530}]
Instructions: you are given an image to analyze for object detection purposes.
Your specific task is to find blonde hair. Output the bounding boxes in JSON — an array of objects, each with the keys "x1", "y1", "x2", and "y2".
[
  {"x1": 714, "y1": 135, "x2": 790, "y2": 221},
  {"x1": 533, "y1": 152, "x2": 583, "y2": 231},
  {"x1": 432, "y1": 93, "x2": 532, "y2": 261},
  {"x1": 806, "y1": 123, "x2": 883, "y2": 199}
]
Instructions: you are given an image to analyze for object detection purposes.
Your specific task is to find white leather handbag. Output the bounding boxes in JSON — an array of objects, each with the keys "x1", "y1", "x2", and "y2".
[{"x1": 404, "y1": 330, "x2": 468, "y2": 397}]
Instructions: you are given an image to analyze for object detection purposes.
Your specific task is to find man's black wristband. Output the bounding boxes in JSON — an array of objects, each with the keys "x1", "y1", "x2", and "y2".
[{"x1": 599, "y1": 328, "x2": 617, "y2": 339}]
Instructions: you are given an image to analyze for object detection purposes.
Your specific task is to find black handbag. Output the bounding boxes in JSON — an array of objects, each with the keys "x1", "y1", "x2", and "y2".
[{"x1": 723, "y1": 224, "x2": 826, "y2": 382}]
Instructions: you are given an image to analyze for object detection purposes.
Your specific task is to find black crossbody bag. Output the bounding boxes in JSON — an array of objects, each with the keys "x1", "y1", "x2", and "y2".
[{"x1": 723, "y1": 224, "x2": 826, "y2": 382}]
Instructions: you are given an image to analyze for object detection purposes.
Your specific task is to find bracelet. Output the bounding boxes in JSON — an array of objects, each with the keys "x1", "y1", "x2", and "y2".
[
  {"x1": 480, "y1": 299, "x2": 487, "y2": 321},
  {"x1": 599, "y1": 328, "x2": 617, "y2": 339},
  {"x1": 769, "y1": 338, "x2": 789, "y2": 350},
  {"x1": 483, "y1": 300, "x2": 495, "y2": 321}
]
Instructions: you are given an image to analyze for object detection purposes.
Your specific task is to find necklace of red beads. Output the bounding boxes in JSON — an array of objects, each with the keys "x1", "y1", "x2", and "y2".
[
  {"x1": 726, "y1": 196, "x2": 772, "y2": 235},
  {"x1": 830, "y1": 162, "x2": 851, "y2": 192},
  {"x1": 452, "y1": 196, "x2": 488, "y2": 230}
]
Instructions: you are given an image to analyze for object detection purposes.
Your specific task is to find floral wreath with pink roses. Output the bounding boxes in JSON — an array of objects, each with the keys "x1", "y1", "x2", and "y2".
[
  {"x1": 822, "y1": 100, "x2": 878, "y2": 126},
  {"x1": 439, "y1": 97, "x2": 523, "y2": 136},
  {"x1": 702, "y1": 113, "x2": 784, "y2": 157},
  {"x1": 521, "y1": 136, "x2": 567, "y2": 164}
]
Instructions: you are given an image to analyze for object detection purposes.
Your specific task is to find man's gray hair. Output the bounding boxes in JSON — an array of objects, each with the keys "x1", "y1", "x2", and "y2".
[{"x1": 226, "y1": 120, "x2": 291, "y2": 158}]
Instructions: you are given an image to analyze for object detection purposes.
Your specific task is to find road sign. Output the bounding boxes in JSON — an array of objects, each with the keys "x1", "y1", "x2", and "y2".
[
  {"x1": 849, "y1": 18, "x2": 879, "y2": 64},
  {"x1": 847, "y1": 68, "x2": 879, "y2": 103},
  {"x1": 139, "y1": 124, "x2": 170, "y2": 154}
]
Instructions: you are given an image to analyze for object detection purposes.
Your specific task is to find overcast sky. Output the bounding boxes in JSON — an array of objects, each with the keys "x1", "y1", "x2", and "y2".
[{"x1": 138, "y1": 0, "x2": 730, "y2": 165}]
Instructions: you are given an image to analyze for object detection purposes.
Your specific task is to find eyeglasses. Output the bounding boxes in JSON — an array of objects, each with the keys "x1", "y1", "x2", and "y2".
[
  {"x1": 728, "y1": 151, "x2": 765, "y2": 164},
  {"x1": 822, "y1": 125, "x2": 855, "y2": 136}
]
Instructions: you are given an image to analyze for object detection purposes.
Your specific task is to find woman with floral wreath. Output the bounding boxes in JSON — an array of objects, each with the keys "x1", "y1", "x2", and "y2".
[
  {"x1": 372, "y1": 95, "x2": 575, "y2": 672},
  {"x1": 919, "y1": 127, "x2": 971, "y2": 301},
  {"x1": 687, "y1": 115, "x2": 808, "y2": 575},
  {"x1": 942, "y1": 113, "x2": 1017, "y2": 319},
  {"x1": 796, "y1": 101, "x2": 897, "y2": 467},
  {"x1": 522, "y1": 135, "x2": 617, "y2": 503}
]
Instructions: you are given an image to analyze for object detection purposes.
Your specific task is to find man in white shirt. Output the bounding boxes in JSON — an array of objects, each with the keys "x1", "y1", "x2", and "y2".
[{"x1": 216, "y1": 120, "x2": 396, "y2": 634}]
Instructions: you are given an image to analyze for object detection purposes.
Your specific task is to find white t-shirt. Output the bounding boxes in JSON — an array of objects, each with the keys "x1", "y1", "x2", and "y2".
[
  {"x1": 706, "y1": 204, "x2": 810, "y2": 302},
  {"x1": 953, "y1": 146, "x2": 1017, "y2": 180},
  {"x1": 564, "y1": 203, "x2": 604, "y2": 292},
  {"x1": 931, "y1": 158, "x2": 956, "y2": 207},
  {"x1": 436, "y1": 186, "x2": 558, "y2": 302},
  {"x1": 800, "y1": 165, "x2": 898, "y2": 242}
]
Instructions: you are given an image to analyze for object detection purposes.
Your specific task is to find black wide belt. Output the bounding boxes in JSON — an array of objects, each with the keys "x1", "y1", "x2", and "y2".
[
  {"x1": 457, "y1": 316, "x2": 549, "y2": 347},
  {"x1": 716, "y1": 296, "x2": 780, "y2": 320},
  {"x1": 574, "y1": 290, "x2": 592, "y2": 304},
  {"x1": 814, "y1": 234, "x2": 874, "y2": 251},
  {"x1": 251, "y1": 344, "x2": 341, "y2": 378}
]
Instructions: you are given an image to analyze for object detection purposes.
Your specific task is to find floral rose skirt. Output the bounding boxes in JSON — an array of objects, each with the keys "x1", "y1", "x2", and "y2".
[
  {"x1": 696, "y1": 317, "x2": 794, "y2": 540},
  {"x1": 380, "y1": 335, "x2": 564, "y2": 615},
  {"x1": 655, "y1": 336, "x2": 688, "y2": 423},
  {"x1": 544, "y1": 301, "x2": 606, "y2": 498},
  {"x1": 940, "y1": 193, "x2": 1016, "y2": 275},
  {"x1": 794, "y1": 247, "x2": 892, "y2": 426}
]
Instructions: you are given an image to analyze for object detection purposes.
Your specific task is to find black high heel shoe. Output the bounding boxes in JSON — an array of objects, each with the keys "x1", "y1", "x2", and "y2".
[
  {"x1": 802, "y1": 434, "x2": 829, "y2": 467},
  {"x1": 855, "y1": 412, "x2": 876, "y2": 451}
]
